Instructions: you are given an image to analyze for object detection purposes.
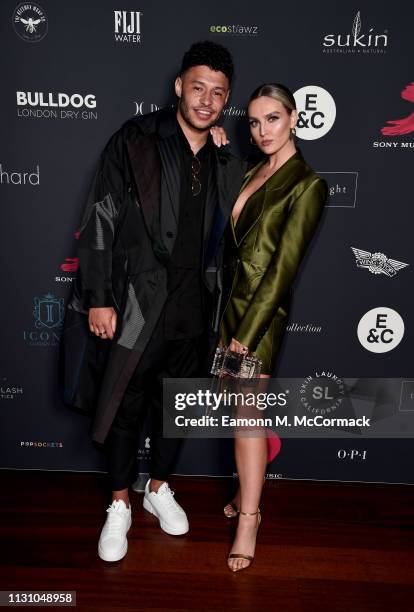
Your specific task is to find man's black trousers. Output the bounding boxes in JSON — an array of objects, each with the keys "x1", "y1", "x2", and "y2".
[{"x1": 105, "y1": 312, "x2": 203, "y2": 490}]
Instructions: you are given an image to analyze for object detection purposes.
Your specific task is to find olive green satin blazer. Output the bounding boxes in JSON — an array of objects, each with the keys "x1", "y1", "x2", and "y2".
[{"x1": 221, "y1": 150, "x2": 327, "y2": 353}]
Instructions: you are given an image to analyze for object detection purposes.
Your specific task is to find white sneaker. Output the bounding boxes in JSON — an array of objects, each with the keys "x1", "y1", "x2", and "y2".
[
  {"x1": 143, "y1": 480, "x2": 189, "y2": 535},
  {"x1": 98, "y1": 499, "x2": 132, "y2": 562}
]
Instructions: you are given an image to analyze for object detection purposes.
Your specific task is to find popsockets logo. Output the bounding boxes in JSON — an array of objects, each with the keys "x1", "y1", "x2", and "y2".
[
  {"x1": 294, "y1": 86, "x2": 336, "y2": 140},
  {"x1": 13, "y1": 3, "x2": 48, "y2": 42},
  {"x1": 357, "y1": 307, "x2": 404, "y2": 353}
]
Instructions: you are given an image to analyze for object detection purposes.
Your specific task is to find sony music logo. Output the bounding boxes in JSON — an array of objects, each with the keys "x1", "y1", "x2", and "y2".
[{"x1": 114, "y1": 10, "x2": 142, "y2": 43}]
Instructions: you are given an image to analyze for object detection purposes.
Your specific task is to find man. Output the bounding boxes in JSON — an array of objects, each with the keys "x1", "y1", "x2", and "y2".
[{"x1": 63, "y1": 41, "x2": 246, "y2": 561}]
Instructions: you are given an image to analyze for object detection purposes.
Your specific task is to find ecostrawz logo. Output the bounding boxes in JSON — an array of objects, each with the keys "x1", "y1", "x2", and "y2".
[{"x1": 322, "y1": 11, "x2": 388, "y2": 54}]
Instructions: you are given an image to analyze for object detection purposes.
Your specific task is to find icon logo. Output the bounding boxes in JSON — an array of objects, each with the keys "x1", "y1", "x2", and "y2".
[
  {"x1": 33, "y1": 294, "x2": 65, "y2": 329},
  {"x1": 381, "y1": 82, "x2": 414, "y2": 136},
  {"x1": 13, "y1": 3, "x2": 48, "y2": 42},
  {"x1": 294, "y1": 86, "x2": 336, "y2": 140},
  {"x1": 357, "y1": 307, "x2": 404, "y2": 353},
  {"x1": 351, "y1": 248, "x2": 409, "y2": 277}
]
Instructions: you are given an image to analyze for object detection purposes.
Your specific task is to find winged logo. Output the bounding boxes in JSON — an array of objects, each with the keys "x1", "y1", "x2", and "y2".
[
  {"x1": 351, "y1": 247, "x2": 409, "y2": 277},
  {"x1": 19, "y1": 17, "x2": 44, "y2": 34}
]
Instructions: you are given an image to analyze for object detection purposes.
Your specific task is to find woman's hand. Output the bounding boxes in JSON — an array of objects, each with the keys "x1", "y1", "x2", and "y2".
[
  {"x1": 210, "y1": 125, "x2": 230, "y2": 147},
  {"x1": 229, "y1": 337, "x2": 248, "y2": 354}
]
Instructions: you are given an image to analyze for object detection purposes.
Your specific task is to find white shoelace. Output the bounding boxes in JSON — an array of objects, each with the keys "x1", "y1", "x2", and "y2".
[
  {"x1": 105, "y1": 502, "x2": 129, "y2": 536},
  {"x1": 157, "y1": 485, "x2": 180, "y2": 511}
]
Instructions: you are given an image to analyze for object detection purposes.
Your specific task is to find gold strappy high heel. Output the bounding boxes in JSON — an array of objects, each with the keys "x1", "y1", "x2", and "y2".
[{"x1": 228, "y1": 509, "x2": 261, "y2": 572}]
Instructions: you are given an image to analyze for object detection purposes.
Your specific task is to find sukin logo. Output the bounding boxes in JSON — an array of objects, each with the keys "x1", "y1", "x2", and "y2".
[
  {"x1": 0, "y1": 163, "x2": 39, "y2": 185},
  {"x1": 351, "y1": 248, "x2": 409, "y2": 277},
  {"x1": 13, "y1": 3, "x2": 48, "y2": 42},
  {"x1": 16, "y1": 92, "x2": 98, "y2": 120},
  {"x1": 114, "y1": 11, "x2": 142, "y2": 43},
  {"x1": 323, "y1": 11, "x2": 388, "y2": 54}
]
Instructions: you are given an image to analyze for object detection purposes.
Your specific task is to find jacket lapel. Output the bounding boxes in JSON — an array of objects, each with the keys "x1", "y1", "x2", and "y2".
[
  {"x1": 126, "y1": 131, "x2": 160, "y2": 240},
  {"x1": 157, "y1": 134, "x2": 181, "y2": 226},
  {"x1": 205, "y1": 150, "x2": 246, "y2": 264},
  {"x1": 233, "y1": 160, "x2": 265, "y2": 246}
]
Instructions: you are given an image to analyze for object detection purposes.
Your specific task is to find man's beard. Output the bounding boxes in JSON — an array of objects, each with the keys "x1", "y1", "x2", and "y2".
[{"x1": 178, "y1": 94, "x2": 218, "y2": 132}]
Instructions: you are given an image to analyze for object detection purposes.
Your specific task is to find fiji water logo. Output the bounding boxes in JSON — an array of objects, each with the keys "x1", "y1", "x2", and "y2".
[
  {"x1": 323, "y1": 11, "x2": 388, "y2": 52},
  {"x1": 23, "y1": 293, "x2": 65, "y2": 346}
]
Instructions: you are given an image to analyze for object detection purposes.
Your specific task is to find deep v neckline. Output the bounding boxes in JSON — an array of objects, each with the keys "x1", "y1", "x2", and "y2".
[{"x1": 231, "y1": 159, "x2": 266, "y2": 230}]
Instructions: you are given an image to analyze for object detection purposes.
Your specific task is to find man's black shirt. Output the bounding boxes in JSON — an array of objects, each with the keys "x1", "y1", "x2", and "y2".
[{"x1": 163, "y1": 122, "x2": 213, "y2": 340}]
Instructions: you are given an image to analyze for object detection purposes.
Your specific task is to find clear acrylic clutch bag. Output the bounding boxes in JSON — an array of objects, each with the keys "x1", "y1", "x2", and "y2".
[{"x1": 211, "y1": 346, "x2": 262, "y2": 378}]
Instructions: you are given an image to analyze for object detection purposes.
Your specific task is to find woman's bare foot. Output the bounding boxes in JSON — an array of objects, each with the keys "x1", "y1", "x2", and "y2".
[
  {"x1": 223, "y1": 488, "x2": 241, "y2": 518},
  {"x1": 227, "y1": 511, "x2": 261, "y2": 572}
]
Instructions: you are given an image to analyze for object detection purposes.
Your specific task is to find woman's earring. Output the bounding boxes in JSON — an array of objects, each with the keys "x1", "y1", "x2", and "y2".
[
  {"x1": 250, "y1": 137, "x2": 257, "y2": 146},
  {"x1": 291, "y1": 127, "x2": 297, "y2": 138}
]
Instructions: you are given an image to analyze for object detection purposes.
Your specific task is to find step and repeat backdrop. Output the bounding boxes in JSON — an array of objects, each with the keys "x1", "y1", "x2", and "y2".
[{"x1": 1, "y1": 0, "x2": 413, "y2": 484}]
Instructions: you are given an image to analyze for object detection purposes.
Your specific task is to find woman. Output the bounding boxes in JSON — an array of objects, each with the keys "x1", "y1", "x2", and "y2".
[{"x1": 219, "y1": 83, "x2": 327, "y2": 572}]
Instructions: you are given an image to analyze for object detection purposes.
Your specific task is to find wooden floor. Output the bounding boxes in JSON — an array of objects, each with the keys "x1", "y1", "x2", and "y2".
[{"x1": 1, "y1": 471, "x2": 414, "y2": 611}]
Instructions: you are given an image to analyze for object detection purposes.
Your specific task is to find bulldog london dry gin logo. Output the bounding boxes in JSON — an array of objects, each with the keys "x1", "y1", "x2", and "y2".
[
  {"x1": 357, "y1": 308, "x2": 404, "y2": 353},
  {"x1": 351, "y1": 248, "x2": 409, "y2": 277},
  {"x1": 114, "y1": 11, "x2": 142, "y2": 43},
  {"x1": 13, "y1": 3, "x2": 48, "y2": 42},
  {"x1": 16, "y1": 91, "x2": 98, "y2": 120},
  {"x1": 322, "y1": 10, "x2": 388, "y2": 54},
  {"x1": 294, "y1": 86, "x2": 336, "y2": 140}
]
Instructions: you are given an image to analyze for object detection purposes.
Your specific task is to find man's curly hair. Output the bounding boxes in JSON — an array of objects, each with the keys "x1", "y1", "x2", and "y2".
[{"x1": 180, "y1": 40, "x2": 234, "y2": 84}]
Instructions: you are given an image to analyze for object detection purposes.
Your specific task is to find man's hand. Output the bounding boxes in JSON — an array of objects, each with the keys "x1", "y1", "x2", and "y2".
[{"x1": 89, "y1": 307, "x2": 117, "y2": 340}]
